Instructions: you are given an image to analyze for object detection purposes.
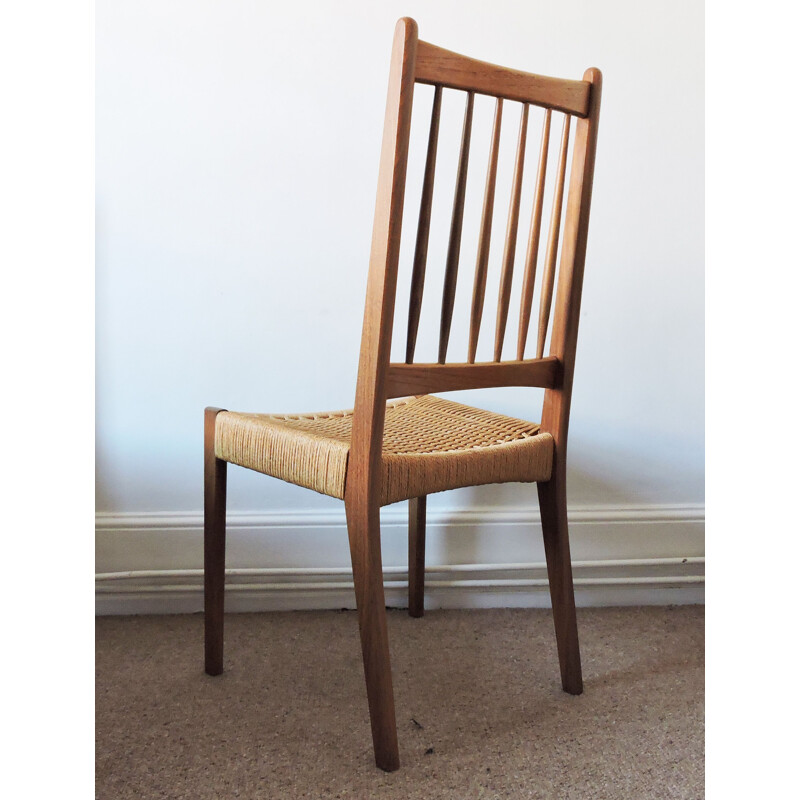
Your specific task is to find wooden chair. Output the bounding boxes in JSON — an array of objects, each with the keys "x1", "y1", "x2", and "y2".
[{"x1": 204, "y1": 17, "x2": 602, "y2": 772}]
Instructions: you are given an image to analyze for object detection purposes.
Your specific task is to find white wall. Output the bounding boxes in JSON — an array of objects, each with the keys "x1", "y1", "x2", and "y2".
[{"x1": 96, "y1": 0, "x2": 703, "y2": 611}]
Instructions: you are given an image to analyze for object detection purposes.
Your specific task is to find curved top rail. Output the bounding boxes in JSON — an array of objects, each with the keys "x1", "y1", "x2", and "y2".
[{"x1": 415, "y1": 40, "x2": 591, "y2": 117}]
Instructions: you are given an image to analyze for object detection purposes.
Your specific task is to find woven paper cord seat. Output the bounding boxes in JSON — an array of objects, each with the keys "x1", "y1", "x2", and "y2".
[{"x1": 215, "y1": 395, "x2": 553, "y2": 507}]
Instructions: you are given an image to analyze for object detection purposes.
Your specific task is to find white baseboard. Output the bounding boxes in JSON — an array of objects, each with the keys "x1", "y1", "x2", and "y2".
[{"x1": 96, "y1": 504, "x2": 704, "y2": 615}]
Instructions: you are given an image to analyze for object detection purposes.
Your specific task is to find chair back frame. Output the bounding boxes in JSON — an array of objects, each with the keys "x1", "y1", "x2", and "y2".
[{"x1": 347, "y1": 18, "x2": 602, "y2": 506}]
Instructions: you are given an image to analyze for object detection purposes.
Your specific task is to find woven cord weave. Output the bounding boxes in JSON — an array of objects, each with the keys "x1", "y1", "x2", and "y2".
[{"x1": 215, "y1": 395, "x2": 553, "y2": 506}]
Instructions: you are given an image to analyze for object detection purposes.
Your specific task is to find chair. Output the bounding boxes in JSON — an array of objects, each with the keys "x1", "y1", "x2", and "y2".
[{"x1": 204, "y1": 17, "x2": 602, "y2": 772}]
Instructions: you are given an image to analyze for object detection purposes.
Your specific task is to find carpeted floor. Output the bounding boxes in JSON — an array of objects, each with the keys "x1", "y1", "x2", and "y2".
[{"x1": 96, "y1": 607, "x2": 704, "y2": 799}]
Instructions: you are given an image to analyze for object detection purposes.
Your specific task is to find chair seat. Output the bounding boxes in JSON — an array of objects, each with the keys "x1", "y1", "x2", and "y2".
[{"x1": 215, "y1": 395, "x2": 554, "y2": 506}]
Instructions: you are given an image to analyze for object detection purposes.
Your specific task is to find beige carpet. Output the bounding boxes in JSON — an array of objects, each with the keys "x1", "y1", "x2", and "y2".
[{"x1": 96, "y1": 607, "x2": 703, "y2": 799}]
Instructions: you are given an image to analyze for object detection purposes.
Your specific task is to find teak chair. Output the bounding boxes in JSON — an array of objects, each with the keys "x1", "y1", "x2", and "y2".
[{"x1": 204, "y1": 17, "x2": 601, "y2": 771}]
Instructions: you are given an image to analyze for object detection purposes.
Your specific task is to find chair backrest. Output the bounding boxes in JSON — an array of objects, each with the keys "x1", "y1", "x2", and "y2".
[{"x1": 347, "y1": 18, "x2": 601, "y2": 503}]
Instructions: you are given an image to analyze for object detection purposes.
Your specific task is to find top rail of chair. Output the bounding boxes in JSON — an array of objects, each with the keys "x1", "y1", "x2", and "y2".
[{"x1": 414, "y1": 40, "x2": 591, "y2": 117}]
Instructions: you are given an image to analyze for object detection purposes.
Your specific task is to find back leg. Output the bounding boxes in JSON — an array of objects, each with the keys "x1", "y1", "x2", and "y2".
[
  {"x1": 408, "y1": 496, "x2": 427, "y2": 618},
  {"x1": 345, "y1": 495, "x2": 400, "y2": 771},
  {"x1": 537, "y1": 475, "x2": 582, "y2": 694}
]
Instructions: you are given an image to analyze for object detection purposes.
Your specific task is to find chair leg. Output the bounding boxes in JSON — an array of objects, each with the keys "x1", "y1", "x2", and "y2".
[
  {"x1": 537, "y1": 475, "x2": 583, "y2": 695},
  {"x1": 344, "y1": 496, "x2": 400, "y2": 772},
  {"x1": 204, "y1": 407, "x2": 227, "y2": 677},
  {"x1": 408, "y1": 496, "x2": 426, "y2": 618}
]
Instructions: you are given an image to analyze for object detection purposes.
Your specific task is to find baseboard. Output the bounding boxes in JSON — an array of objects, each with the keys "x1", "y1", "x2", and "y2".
[{"x1": 96, "y1": 504, "x2": 704, "y2": 614}]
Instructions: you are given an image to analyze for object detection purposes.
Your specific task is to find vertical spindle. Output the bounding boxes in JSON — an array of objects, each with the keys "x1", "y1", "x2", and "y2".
[
  {"x1": 438, "y1": 90, "x2": 475, "y2": 364},
  {"x1": 493, "y1": 103, "x2": 529, "y2": 361},
  {"x1": 467, "y1": 97, "x2": 503, "y2": 363},
  {"x1": 516, "y1": 109, "x2": 552, "y2": 359},
  {"x1": 536, "y1": 114, "x2": 571, "y2": 359},
  {"x1": 406, "y1": 86, "x2": 443, "y2": 363}
]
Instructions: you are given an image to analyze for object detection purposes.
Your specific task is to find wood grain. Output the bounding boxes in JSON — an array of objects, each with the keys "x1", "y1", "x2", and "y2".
[
  {"x1": 538, "y1": 475, "x2": 582, "y2": 694},
  {"x1": 540, "y1": 69, "x2": 602, "y2": 444},
  {"x1": 345, "y1": 17, "x2": 420, "y2": 773},
  {"x1": 493, "y1": 103, "x2": 529, "y2": 361},
  {"x1": 385, "y1": 356, "x2": 560, "y2": 397},
  {"x1": 538, "y1": 69, "x2": 602, "y2": 695},
  {"x1": 536, "y1": 114, "x2": 571, "y2": 359},
  {"x1": 517, "y1": 109, "x2": 552, "y2": 359},
  {"x1": 438, "y1": 90, "x2": 475, "y2": 364},
  {"x1": 408, "y1": 496, "x2": 427, "y2": 618},
  {"x1": 468, "y1": 97, "x2": 503, "y2": 363},
  {"x1": 406, "y1": 85, "x2": 442, "y2": 363},
  {"x1": 204, "y1": 407, "x2": 227, "y2": 677},
  {"x1": 416, "y1": 40, "x2": 590, "y2": 116}
]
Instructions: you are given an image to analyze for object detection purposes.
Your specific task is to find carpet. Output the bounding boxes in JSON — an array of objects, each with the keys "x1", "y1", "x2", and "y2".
[{"x1": 96, "y1": 606, "x2": 703, "y2": 798}]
